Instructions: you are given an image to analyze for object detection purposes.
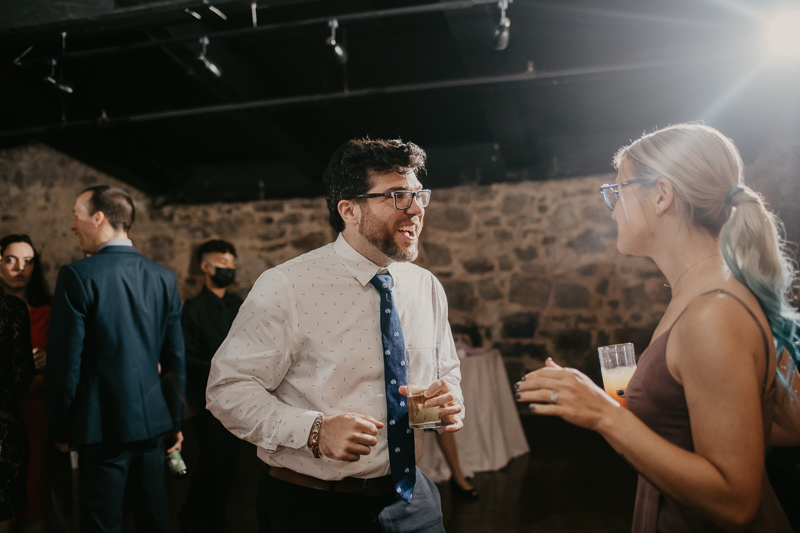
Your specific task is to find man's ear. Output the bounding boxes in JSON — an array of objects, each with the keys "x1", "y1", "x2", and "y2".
[
  {"x1": 653, "y1": 177, "x2": 675, "y2": 215},
  {"x1": 92, "y1": 210, "x2": 106, "y2": 228},
  {"x1": 338, "y1": 199, "x2": 361, "y2": 229}
]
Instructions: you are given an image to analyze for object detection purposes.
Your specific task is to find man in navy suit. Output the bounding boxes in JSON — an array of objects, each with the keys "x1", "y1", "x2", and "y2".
[{"x1": 47, "y1": 185, "x2": 185, "y2": 533}]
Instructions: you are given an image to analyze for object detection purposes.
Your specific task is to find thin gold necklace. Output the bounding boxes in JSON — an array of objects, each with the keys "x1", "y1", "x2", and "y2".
[{"x1": 666, "y1": 254, "x2": 718, "y2": 291}]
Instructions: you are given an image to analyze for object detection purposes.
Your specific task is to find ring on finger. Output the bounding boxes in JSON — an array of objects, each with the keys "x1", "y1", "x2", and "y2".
[{"x1": 549, "y1": 390, "x2": 558, "y2": 404}]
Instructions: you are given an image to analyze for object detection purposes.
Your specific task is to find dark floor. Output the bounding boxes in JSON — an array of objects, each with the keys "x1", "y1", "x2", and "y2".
[{"x1": 44, "y1": 416, "x2": 799, "y2": 533}]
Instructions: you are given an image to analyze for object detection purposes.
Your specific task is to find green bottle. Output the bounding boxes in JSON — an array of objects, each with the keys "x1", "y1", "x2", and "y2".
[{"x1": 167, "y1": 450, "x2": 187, "y2": 478}]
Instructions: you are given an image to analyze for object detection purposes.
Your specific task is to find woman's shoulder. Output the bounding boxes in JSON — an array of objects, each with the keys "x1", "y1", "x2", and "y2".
[
  {"x1": 680, "y1": 285, "x2": 768, "y2": 336},
  {"x1": 669, "y1": 284, "x2": 771, "y2": 377}
]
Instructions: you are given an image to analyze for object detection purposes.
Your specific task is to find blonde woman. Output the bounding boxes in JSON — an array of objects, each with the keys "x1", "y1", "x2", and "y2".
[{"x1": 516, "y1": 124, "x2": 798, "y2": 532}]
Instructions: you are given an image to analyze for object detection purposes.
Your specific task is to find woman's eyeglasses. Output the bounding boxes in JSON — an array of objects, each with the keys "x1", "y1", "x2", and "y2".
[
  {"x1": 599, "y1": 179, "x2": 642, "y2": 211},
  {"x1": 352, "y1": 189, "x2": 431, "y2": 210}
]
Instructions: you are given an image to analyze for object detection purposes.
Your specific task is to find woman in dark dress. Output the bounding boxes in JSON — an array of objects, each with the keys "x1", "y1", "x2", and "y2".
[
  {"x1": 515, "y1": 124, "x2": 798, "y2": 531},
  {"x1": 0, "y1": 290, "x2": 35, "y2": 532},
  {"x1": 0, "y1": 235, "x2": 52, "y2": 533}
]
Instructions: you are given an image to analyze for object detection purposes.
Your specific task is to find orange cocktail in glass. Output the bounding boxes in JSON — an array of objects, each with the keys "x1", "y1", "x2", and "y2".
[{"x1": 598, "y1": 343, "x2": 637, "y2": 408}]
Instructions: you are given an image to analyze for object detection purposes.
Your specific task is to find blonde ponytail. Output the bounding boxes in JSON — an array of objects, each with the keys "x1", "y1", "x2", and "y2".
[{"x1": 720, "y1": 186, "x2": 800, "y2": 365}]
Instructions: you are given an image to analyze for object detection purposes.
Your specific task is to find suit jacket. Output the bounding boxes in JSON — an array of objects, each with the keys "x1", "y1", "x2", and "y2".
[{"x1": 47, "y1": 246, "x2": 185, "y2": 446}]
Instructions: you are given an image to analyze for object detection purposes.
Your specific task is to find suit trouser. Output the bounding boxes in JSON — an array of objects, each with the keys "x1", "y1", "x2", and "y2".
[
  {"x1": 78, "y1": 435, "x2": 170, "y2": 533},
  {"x1": 257, "y1": 466, "x2": 445, "y2": 533},
  {"x1": 179, "y1": 409, "x2": 241, "y2": 533}
]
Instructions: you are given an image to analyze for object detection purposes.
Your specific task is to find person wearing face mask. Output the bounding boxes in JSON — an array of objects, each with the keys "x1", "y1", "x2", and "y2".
[{"x1": 179, "y1": 240, "x2": 242, "y2": 533}]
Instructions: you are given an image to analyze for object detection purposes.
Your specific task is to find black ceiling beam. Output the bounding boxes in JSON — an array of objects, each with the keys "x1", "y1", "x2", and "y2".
[
  {"x1": 442, "y1": 0, "x2": 534, "y2": 168},
  {"x1": 1, "y1": 0, "x2": 300, "y2": 35},
  {"x1": 38, "y1": 132, "x2": 172, "y2": 195},
  {"x1": 0, "y1": 57, "x2": 715, "y2": 139},
  {"x1": 152, "y1": 24, "x2": 326, "y2": 181},
  {"x1": 22, "y1": 0, "x2": 501, "y2": 62}
]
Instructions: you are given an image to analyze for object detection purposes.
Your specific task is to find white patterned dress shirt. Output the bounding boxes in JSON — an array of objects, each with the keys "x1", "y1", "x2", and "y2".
[{"x1": 206, "y1": 233, "x2": 463, "y2": 481}]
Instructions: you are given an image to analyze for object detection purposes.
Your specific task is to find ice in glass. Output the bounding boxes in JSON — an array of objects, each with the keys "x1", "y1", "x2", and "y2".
[{"x1": 598, "y1": 343, "x2": 637, "y2": 408}]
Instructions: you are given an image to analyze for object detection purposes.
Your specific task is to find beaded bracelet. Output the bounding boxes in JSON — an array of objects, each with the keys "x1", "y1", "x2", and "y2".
[{"x1": 309, "y1": 414, "x2": 324, "y2": 459}]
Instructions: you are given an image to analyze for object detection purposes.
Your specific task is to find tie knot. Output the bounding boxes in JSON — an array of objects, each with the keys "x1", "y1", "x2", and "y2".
[{"x1": 370, "y1": 273, "x2": 393, "y2": 293}]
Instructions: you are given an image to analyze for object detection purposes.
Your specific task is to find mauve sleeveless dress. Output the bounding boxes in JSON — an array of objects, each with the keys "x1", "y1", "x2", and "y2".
[{"x1": 626, "y1": 290, "x2": 793, "y2": 533}]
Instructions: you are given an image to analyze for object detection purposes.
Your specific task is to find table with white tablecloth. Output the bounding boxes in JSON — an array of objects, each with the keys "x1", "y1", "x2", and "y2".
[{"x1": 417, "y1": 348, "x2": 529, "y2": 483}]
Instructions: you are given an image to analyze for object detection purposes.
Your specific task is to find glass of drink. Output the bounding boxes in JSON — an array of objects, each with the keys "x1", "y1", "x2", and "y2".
[
  {"x1": 404, "y1": 347, "x2": 441, "y2": 429},
  {"x1": 598, "y1": 343, "x2": 637, "y2": 408}
]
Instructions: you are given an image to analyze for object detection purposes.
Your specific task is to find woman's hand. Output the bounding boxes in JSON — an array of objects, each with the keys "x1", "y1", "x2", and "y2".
[
  {"x1": 515, "y1": 358, "x2": 621, "y2": 431},
  {"x1": 32, "y1": 347, "x2": 46, "y2": 371}
]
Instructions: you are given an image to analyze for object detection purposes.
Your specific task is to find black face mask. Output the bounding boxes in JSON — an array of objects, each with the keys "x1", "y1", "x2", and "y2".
[{"x1": 210, "y1": 267, "x2": 236, "y2": 288}]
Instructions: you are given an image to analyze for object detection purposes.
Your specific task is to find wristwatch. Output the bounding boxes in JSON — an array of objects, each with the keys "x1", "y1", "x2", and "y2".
[{"x1": 309, "y1": 414, "x2": 324, "y2": 459}]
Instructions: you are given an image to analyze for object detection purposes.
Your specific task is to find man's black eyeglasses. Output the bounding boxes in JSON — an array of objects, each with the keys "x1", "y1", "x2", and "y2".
[{"x1": 352, "y1": 189, "x2": 431, "y2": 210}]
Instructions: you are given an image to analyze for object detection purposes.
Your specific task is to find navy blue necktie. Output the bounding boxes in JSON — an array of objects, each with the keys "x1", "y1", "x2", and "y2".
[{"x1": 370, "y1": 272, "x2": 416, "y2": 503}]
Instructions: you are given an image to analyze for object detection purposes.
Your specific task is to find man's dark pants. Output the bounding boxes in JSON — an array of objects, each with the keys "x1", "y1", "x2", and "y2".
[
  {"x1": 78, "y1": 435, "x2": 170, "y2": 533},
  {"x1": 179, "y1": 409, "x2": 241, "y2": 533},
  {"x1": 257, "y1": 467, "x2": 445, "y2": 533}
]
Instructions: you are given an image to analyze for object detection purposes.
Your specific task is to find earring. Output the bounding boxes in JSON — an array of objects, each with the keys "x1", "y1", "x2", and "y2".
[{"x1": 655, "y1": 207, "x2": 661, "y2": 216}]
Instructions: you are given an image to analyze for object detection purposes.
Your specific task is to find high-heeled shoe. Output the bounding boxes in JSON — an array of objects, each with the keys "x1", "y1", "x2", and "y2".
[{"x1": 449, "y1": 477, "x2": 479, "y2": 499}]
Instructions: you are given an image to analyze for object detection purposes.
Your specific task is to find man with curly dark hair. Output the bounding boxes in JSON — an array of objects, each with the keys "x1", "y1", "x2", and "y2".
[{"x1": 208, "y1": 138, "x2": 464, "y2": 532}]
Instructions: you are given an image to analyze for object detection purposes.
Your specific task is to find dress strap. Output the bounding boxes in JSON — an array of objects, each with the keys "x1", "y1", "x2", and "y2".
[{"x1": 673, "y1": 289, "x2": 771, "y2": 392}]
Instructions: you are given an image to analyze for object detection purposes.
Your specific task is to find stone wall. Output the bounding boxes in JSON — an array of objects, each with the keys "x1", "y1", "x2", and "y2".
[
  {"x1": 2, "y1": 140, "x2": 799, "y2": 391},
  {"x1": 0, "y1": 144, "x2": 337, "y2": 302}
]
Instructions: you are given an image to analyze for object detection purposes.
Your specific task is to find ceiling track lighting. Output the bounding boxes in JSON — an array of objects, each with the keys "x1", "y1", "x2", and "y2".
[
  {"x1": 326, "y1": 19, "x2": 348, "y2": 66},
  {"x1": 198, "y1": 36, "x2": 222, "y2": 78},
  {"x1": 203, "y1": 0, "x2": 228, "y2": 21},
  {"x1": 44, "y1": 58, "x2": 74, "y2": 94},
  {"x1": 13, "y1": 45, "x2": 34, "y2": 66},
  {"x1": 251, "y1": 3, "x2": 258, "y2": 28},
  {"x1": 492, "y1": 0, "x2": 511, "y2": 51},
  {"x1": 47, "y1": 0, "x2": 503, "y2": 61}
]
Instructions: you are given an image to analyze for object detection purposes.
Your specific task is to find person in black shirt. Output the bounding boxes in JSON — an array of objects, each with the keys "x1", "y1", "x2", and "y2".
[{"x1": 179, "y1": 240, "x2": 243, "y2": 533}]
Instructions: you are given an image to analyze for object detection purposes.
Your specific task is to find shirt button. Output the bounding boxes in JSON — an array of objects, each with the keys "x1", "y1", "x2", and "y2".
[
  {"x1": 397, "y1": 487, "x2": 402, "y2": 493},
  {"x1": 400, "y1": 401, "x2": 405, "y2": 407},
  {"x1": 385, "y1": 309, "x2": 391, "y2": 314},
  {"x1": 406, "y1": 428, "x2": 411, "y2": 434},
  {"x1": 383, "y1": 283, "x2": 388, "y2": 289},
  {"x1": 385, "y1": 350, "x2": 390, "y2": 355},
  {"x1": 394, "y1": 332, "x2": 399, "y2": 337},
  {"x1": 405, "y1": 468, "x2": 410, "y2": 473},
  {"x1": 395, "y1": 447, "x2": 401, "y2": 453},
  {"x1": 400, "y1": 361, "x2": 405, "y2": 366},
  {"x1": 390, "y1": 379, "x2": 396, "y2": 385}
]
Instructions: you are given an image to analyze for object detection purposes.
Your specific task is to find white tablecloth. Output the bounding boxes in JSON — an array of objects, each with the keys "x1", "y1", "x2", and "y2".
[{"x1": 418, "y1": 348, "x2": 529, "y2": 483}]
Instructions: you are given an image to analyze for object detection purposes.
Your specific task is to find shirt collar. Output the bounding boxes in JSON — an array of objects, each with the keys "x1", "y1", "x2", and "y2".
[
  {"x1": 333, "y1": 233, "x2": 391, "y2": 287},
  {"x1": 96, "y1": 238, "x2": 133, "y2": 252}
]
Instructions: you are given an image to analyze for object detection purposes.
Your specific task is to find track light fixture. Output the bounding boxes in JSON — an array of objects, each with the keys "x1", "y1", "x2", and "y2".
[
  {"x1": 198, "y1": 36, "x2": 222, "y2": 78},
  {"x1": 203, "y1": 0, "x2": 228, "y2": 21},
  {"x1": 44, "y1": 58, "x2": 73, "y2": 94},
  {"x1": 251, "y1": 3, "x2": 258, "y2": 28},
  {"x1": 492, "y1": 1, "x2": 511, "y2": 51},
  {"x1": 184, "y1": 8, "x2": 202, "y2": 20},
  {"x1": 13, "y1": 46, "x2": 34, "y2": 66},
  {"x1": 326, "y1": 19, "x2": 348, "y2": 66}
]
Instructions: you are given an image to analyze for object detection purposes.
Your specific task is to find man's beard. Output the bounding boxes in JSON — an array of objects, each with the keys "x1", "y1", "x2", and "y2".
[{"x1": 359, "y1": 206, "x2": 420, "y2": 263}]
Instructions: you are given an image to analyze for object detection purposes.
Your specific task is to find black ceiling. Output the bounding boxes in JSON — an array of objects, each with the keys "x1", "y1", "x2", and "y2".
[{"x1": 1, "y1": 0, "x2": 797, "y2": 203}]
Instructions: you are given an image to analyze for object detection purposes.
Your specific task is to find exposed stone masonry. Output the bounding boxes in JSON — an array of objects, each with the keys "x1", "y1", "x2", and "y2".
[{"x1": 2, "y1": 140, "x2": 799, "y2": 397}]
